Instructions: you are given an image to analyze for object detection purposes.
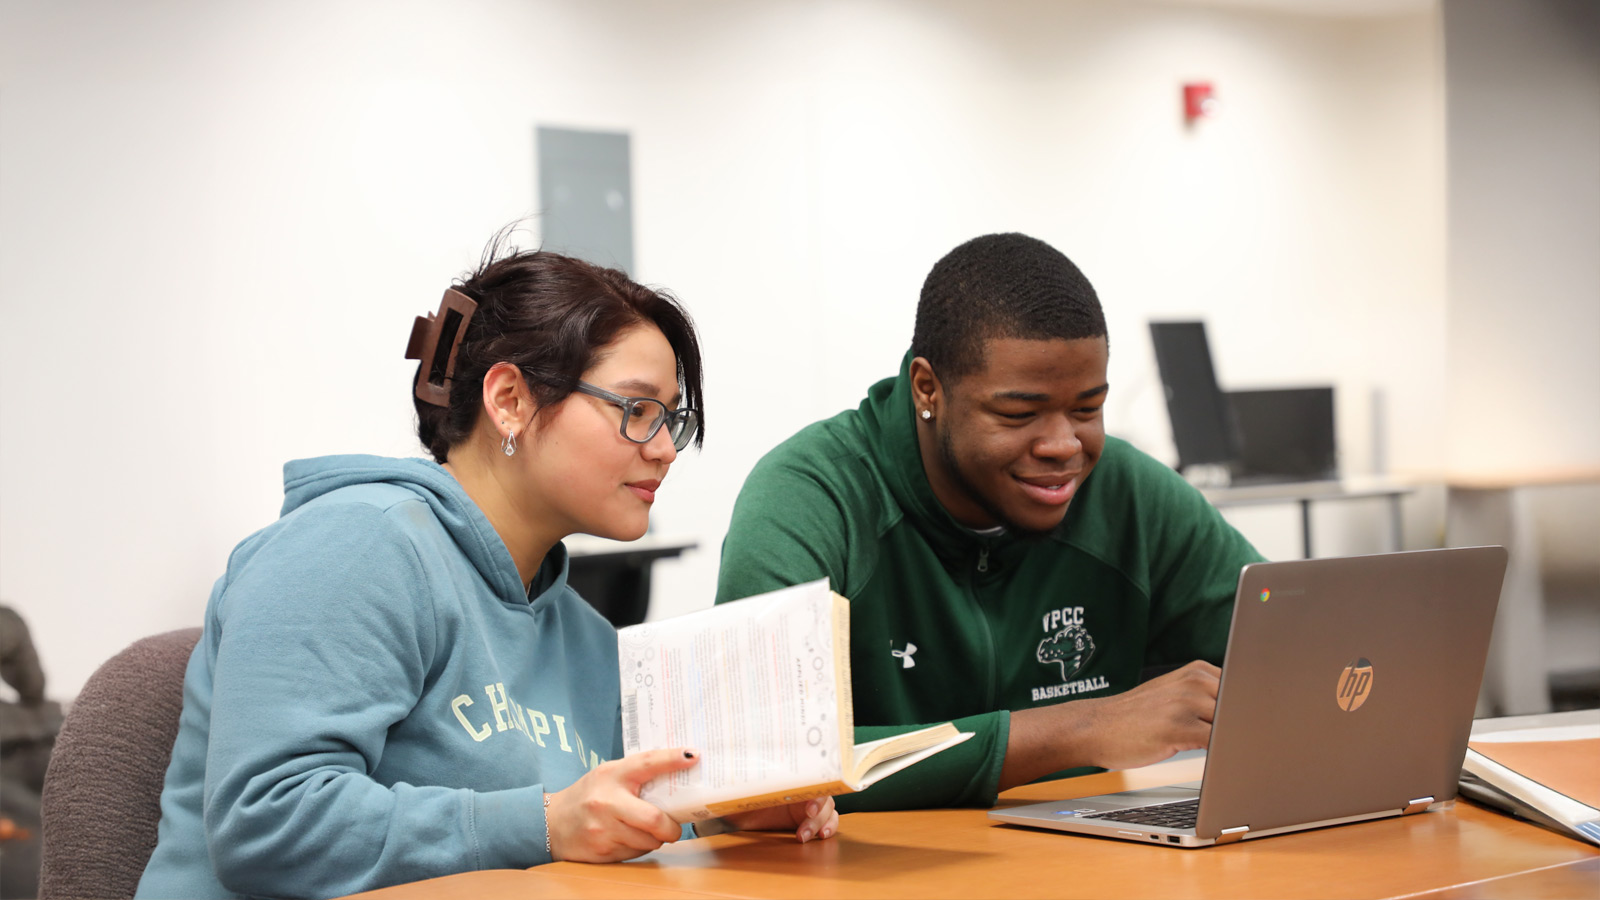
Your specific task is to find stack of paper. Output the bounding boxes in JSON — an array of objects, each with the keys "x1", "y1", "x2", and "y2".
[{"x1": 1460, "y1": 722, "x2": 1600, "y2": 847}]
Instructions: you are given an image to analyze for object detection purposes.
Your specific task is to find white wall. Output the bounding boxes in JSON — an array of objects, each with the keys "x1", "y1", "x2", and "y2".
[
  {"x1": 1, "y1": 0, "x2": 1450, "y2": 699},
  {"x1": 1441, "y1": 0, "x2": 1600, "y2": 684},
  {"x1": 1442, "y1": 0, "x2": 1600, "y2": 473}
]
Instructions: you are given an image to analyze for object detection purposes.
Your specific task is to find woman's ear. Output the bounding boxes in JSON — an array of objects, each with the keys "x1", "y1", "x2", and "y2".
[{"x1": 481, "y1": 363, "x2": 537, "y2": 441}]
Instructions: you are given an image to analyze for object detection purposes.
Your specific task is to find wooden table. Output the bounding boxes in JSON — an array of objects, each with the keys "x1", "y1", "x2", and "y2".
[{"x1": 344, "y1": 755, "x2": 1600, "y2": 900}]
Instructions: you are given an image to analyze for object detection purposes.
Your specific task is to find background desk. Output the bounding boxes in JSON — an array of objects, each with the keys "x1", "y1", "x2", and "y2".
[
  {"x1": 1443, "y1": 466, "x2": 1600, "y2": 716},
  {"x1": 1201, "y1": 476, "x2": 1413, "y2": 559},
  {"x1": 565, "y1": 535, "x2": 697, "y2": 628},
  {"x1": 344, "y1": 752, "x2": 1599, "y2": 900}
]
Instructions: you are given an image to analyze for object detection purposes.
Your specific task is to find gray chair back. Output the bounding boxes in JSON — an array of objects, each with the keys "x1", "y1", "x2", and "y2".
[{"x1": 39, "y1": 628, "x2": 201, "y2": 900}]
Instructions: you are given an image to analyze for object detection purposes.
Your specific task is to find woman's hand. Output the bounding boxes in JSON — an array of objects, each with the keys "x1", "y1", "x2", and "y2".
[
  {"x1": 545, "y1": 747, "x2": 700, "y2": 863},
  {"x1": 723, "y1": 796, "x2": 839, "y2": 843}
]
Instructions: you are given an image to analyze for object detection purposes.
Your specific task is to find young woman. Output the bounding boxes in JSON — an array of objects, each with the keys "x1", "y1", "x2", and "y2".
[{"x1": 136, "y1": 240, "x2": 837, "y2": 899}]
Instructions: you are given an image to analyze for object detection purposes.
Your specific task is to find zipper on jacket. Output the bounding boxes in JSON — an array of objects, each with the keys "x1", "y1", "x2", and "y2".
[
  {"x1": 976, "y1": 547, "x2": 990, "y2": 573},
  {"x1": 961, "y1": 565, "x2": 1000, "y2": 712}
]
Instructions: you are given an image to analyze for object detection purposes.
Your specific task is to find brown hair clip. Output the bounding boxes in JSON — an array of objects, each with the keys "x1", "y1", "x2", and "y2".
[{"x1": 404, "y1": 288, "x2": 479, "y2": 406}]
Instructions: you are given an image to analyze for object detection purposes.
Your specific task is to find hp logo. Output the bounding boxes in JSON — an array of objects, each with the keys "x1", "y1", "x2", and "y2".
[{"x1": 1336, "y1": 658, "x2": 1374, "y2": 711}]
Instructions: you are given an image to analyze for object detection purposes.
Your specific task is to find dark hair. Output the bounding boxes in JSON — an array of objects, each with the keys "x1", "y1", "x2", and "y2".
[
  {"x1": 414, "y1": 233, "x2": 705, "y2": 463},
  {"x1": 911, "y1": 233, "x2": 1107, "y2": 383}
]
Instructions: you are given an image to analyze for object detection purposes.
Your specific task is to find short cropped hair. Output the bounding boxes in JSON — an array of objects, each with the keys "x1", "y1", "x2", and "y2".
[
  {"x1": 911, "y1": 233, "x2": 1106, "y2": 382},
  {"x1": 414, "y1": 231, "x2": 704, "y2": 463}
]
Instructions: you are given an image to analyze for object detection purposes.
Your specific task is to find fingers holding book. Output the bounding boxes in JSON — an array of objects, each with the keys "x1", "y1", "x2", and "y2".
[
  {"x1": 546, "y1": 747, "x2": 702, "y2": 862},
  {"x1": 724, "y1": 796, "x2": 840, "y2": 843}
]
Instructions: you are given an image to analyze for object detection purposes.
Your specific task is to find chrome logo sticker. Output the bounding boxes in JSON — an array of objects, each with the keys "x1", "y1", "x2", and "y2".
[{"x1": 1336, "y1": 658, "x2": 1374, "y2": 711}]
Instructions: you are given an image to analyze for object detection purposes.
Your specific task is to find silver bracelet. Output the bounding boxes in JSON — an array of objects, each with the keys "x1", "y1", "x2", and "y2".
[{"x1": 543, "y1": 792, "x2": 553, "y2": 859}]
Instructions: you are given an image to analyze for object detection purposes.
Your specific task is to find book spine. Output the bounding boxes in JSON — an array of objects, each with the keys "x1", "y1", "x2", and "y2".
[
  {"x1": 702, "y1": 781, "x2": 855, "y2": 818},
  {"x1": 834, "y1": 593, "x2": 854, "y2": 742}
]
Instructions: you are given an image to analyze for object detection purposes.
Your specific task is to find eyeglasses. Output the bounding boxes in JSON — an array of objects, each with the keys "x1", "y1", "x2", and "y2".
[{"x1": 572, "y1": 381, "x2": 700, "y2": 451}]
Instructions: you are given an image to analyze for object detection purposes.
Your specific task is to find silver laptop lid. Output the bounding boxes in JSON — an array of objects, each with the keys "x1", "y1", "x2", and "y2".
[{"x1": 1195, "y1": 546, "x2": 1507, "y2": 838}]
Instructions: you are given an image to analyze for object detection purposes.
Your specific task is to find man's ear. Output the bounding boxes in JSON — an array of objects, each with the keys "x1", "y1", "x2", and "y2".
[
  {"x1": 481, "y1": 362, "x2": 537, "y2": 440},
  {"x1": 909, "y1": 357, "x2": 944, "y2": 421}
]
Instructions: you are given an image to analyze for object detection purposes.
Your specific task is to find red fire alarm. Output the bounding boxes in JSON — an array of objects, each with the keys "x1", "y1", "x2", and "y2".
[{"x1": 1183, "y1": 82, "x2": 1216, "y2": 123}]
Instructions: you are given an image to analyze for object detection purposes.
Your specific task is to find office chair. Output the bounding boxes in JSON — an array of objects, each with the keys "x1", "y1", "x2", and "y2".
[{"x1": 38, "y1": 627, "x2": 200, "y2": 900}]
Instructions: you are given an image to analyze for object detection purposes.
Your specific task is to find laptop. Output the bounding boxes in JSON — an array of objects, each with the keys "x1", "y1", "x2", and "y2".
[{"x1": 989, "y1": 546, "x2": 1507, "y2": 848}]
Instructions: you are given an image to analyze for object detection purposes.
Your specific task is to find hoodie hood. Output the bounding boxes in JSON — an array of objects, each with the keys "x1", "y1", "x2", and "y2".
[{"x1": 281, "y1": 454, "x2": 542, "y2": 607}]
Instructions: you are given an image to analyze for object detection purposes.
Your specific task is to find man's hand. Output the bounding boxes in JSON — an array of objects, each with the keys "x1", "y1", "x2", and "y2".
[
  {"x1": 545, "y1": 748, "x2": 700, "y2": 863},
  {"x1": 1000, "y1": 660, "x2": 1220, "y2": 790},
  {"x1": 723, "y1": 796, "x2": 839, "y2": 843},
  {"x1": 1074, "y1": 660, "x2": 1219, "y2": 770}
]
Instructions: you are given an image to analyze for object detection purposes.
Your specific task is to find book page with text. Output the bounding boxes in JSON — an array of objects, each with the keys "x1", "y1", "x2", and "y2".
[{"x1": 619, "y1": 579, "x2": 845, "y2": 820}]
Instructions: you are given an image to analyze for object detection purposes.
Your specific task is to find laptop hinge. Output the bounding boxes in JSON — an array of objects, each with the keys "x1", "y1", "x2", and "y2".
[
  {"x1": 1402, "y1": 797, "x2": 1434, "y2": 815},
  {"x1": 1215, "y1": 826, "x2": 1249, "y2": 845}
]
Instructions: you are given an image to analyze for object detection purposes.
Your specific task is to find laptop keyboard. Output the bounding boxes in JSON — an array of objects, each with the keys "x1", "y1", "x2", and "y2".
[{"x1": 1081, "y1": 798, "x2": 1199, "y2": 829}]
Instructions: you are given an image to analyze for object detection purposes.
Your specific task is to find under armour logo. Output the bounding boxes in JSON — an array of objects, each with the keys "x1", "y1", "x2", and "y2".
[{"x1": 891, "y1": 642, "x2": 917, "y2": 669}]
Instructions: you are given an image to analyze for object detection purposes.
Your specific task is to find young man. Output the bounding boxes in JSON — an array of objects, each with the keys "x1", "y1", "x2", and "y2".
[{"x1": 715, "y1": 233, "x2": 1264, "y2": 812}]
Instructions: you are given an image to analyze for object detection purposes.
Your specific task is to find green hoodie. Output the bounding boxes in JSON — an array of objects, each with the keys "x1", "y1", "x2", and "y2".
[{"x1": 715, "y1": 353, "x2": 1264, "y2": 811}]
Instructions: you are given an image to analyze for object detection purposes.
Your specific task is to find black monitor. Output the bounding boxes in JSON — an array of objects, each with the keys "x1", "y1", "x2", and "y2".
[
  {"x1": 1148, "y1": 321, "x2": 1238, "y2": 472},
  {"x1": 1226, "y1": 387, "x2": 1338, "y2": 483}
]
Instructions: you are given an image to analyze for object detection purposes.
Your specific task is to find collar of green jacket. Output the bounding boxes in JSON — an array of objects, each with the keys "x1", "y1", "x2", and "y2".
[{"x1": 857, "y1": 350, "x2": 1088, "y2": 569}]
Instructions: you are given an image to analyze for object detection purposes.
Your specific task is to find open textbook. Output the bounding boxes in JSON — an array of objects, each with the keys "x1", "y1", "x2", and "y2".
[
  {"x1": 1459, "y1": 722, "x2": 1600, "y2": 847},
  {"x1": 618, "y1": 579, "x2": 972, "y2": 822}
]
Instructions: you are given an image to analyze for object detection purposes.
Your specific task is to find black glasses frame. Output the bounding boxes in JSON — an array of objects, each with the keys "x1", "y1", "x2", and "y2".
[{"x1": 571, "y1": 381, "x2": 699, "y2": 451}]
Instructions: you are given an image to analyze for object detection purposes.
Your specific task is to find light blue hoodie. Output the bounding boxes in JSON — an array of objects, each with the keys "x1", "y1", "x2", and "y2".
[{"x1": 137, "y1": 455, "x2": 624, "y2": 899}]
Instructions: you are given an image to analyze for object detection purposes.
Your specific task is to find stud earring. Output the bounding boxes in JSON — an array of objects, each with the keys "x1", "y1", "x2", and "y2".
[
  {"x1": 920, "y1": 409, "x2": 933, "y2": 421},
  {"x1": 502, "y1": 429, "x2": 517, "y2": 457}
]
